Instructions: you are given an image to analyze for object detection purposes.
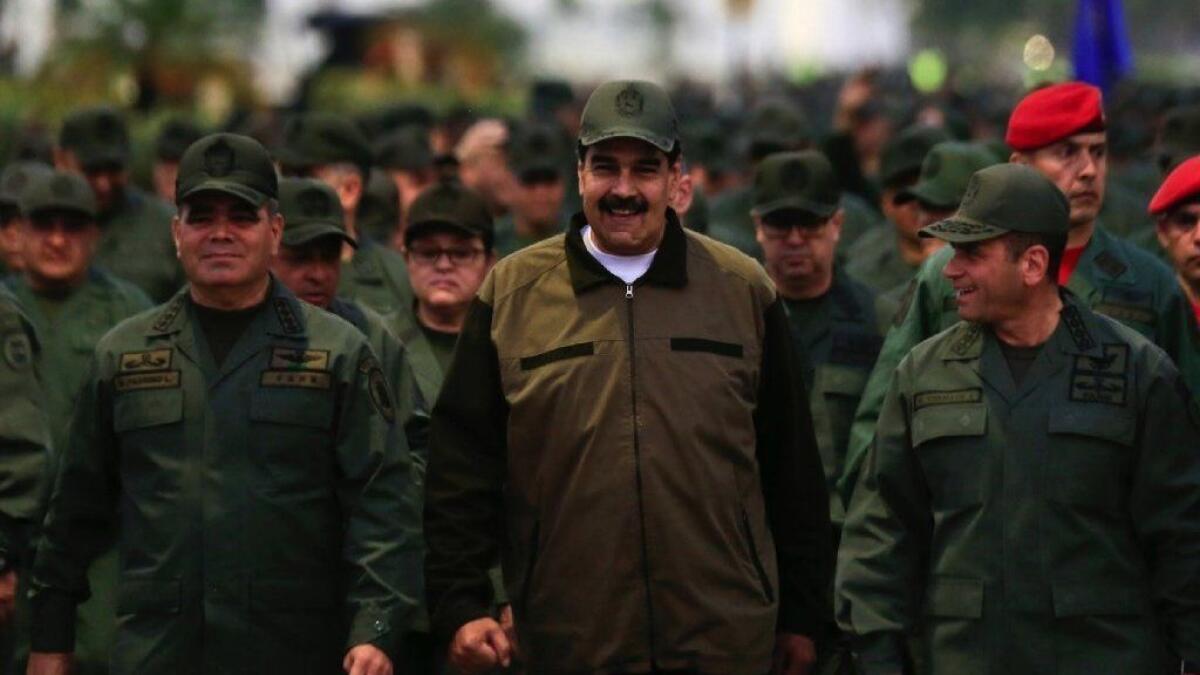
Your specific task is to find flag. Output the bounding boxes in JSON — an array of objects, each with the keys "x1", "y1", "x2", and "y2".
[{"x1": 1072, "y1": 0, "x2": 1134, "y2": 92}]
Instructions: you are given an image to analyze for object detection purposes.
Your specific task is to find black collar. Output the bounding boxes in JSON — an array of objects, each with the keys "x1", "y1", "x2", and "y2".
[{"x1": 565, "y1": 209, "x2": 688, "y2": 294}]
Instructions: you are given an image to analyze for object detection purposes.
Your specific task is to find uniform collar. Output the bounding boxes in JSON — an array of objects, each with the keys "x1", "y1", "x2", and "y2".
[
  {"x1": 145, "y1": 275, "x2": 308, "y2": 339},
  {"x1": 938, "y1": 288, "x2": 1103, "y2": 363},
  {"x1": 1075, "y1": 225, "x2": 1138, "y2": 286},
  {"x1": 565, "y1": 209, "x2": 688, "y2": 294}
]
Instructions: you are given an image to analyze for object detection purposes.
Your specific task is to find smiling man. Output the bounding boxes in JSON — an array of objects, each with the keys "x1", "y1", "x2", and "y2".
[
  {"x1": 837, "y1": 163, "x2": 1200, "y2": 675},
  {"x1": 425, "y1": 80, "x2": 832, "y2": 675},
  {"x1": 26, "y1": 133, "x2": 421, "y2": 675}
]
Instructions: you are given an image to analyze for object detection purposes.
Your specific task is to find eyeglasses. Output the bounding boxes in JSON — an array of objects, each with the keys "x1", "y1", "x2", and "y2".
[
  {"x1": 1163, "y1": 211, "x2": 1200, "y2": 233},
  {"x1": 408, "y1": 246, "x2": 485, "y2": 266}
]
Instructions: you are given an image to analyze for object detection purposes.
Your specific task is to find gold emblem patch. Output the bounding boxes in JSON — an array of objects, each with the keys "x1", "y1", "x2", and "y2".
[
  {"x1": 114, "y1": 370, "x2": 181, "y2": 392},
  {"x1": 269, "y1": 348, "x2": 329, "y2": 371},
  {"x1": 119, "y1": 349, "x2": 172, "y2": 372}
]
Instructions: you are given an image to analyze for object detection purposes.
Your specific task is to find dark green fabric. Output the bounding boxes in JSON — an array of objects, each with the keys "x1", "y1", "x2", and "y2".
[
  {"x1": 578, "y1": 80, "x2": 678, "y2": 153},
  {"x1": 175, "y1": 133, "x2": 278, "y2": 209},
  {"x1": 418, "y1": 322, "x2": 457, "y2": 376},
  {"x1": 920, "y1": 163, "x2": 1069, "y2": 243},
  {"x1": 997, "y1": 340, "x2": 1043, "y2": 386},
  {"x1": 92, "y1": 186, "x2": 183, "y2": 303},
  {"x1": 843, "y1": 225, "x2": 918, "y2": 295},
  {"x1": 338, "y1": 236, "x2": 414, "y2": 316}
]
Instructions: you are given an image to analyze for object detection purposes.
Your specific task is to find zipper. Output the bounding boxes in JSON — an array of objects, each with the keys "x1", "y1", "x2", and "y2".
[
  {"x1": 626, "y1": 283, "x2": 658, "y2": 660},
  {"x1": 740, "y1": 509, "x2": 776, "y2": 603}
]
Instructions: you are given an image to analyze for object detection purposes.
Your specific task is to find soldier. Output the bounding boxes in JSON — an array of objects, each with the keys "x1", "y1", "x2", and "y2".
[
  {"x1": 373, "y1": 125, "x2": 436, "y2": 232},
  {"x1": 55, "y1": 106, "x2": 182, "y2": 302},
  {"x1": 5, "y1": 169, "x2": 152, "y2": 675},
  {"x1": 357, "y1": 171, "x2": 402, "y2": 249},
  {"x1": 1149, "y1": 155, "x2": 1200, "y2": 323},
  {"x1": 425, "y1": 80, "x2": 831, "y2": 674},
  {"x1": 151, "y1": 118, "x2": 204, "y2": 204},
  {"x1": 279, "y1": 112, "x2": 414, "y2": 316},
  {"x1": 893, "y1": 141, "x2": 999, "y2": 254},
  {"x1": 751, "y1": 150, "x2": 886, "y2": 531},
  {"x1": 844, "y1": 124, "x2": 951, "y2": 294},
  {"x1": 455, "y1": 119, "x2": 515, "y2": 218},
  {"x1": 837, "y1": 163, "x2": 1200, "y2": 675},
  {"x1": 26, "y1": 133, "x2": 420, "y2": 675},
  {"x1": 838, "y1": 82, "x2": 1200, "y2": 502},
  {"x1": 0, "y1": 162, "x2": 52, "y2": 276},
  {"x1": 492, "y1": 122, "x2": 568, "y2": 257}
]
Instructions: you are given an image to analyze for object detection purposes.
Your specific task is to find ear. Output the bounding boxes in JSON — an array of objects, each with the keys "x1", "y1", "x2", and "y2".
[
  {"x1": 268, "y1": 212, "x2": 284, "y2": 257},
  {"x1": 1155, "y1": 219, "x2": 1172, "y2": 251},
  {"x1": 1010, "y1": 151, "x2": 1029, "y2": 165},
  {"x1": 1022, "y1": 245, "x2": 1051, "y2": 286},
  {"x1": 576, "y1": 159, "x2": 586, "y2": 198},
  {"x1": 829, "y1": 208, "x2": 845, "y2": 244},
  {"x1": 338, "y1": 174, "x2": 363, "y2": 211},
  {"x1": 671, "y1": 173, "x2": 694, "y2": 214},
  {"x1": 170, "y1": 215, "x2": 182, "y2": 259},
  {"x1": 753, "y1": 215, "x2": 767, "y2": 247}
]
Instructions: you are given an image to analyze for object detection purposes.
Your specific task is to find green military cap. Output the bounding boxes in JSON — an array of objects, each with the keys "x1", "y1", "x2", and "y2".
[
  {"x1": 879, "y1": 124, "x2": 952, "y2": 188},
  {"x1": 747, "y1": 98, "x2": 811, "y2": 158},
  {"x1": 0, "y1": 161, "x2": 53, "y2": 208},
  {"x1": 155, "y1": 118, "x2": 205, "y2": 162},
  {"x1": 357, "y1": 171, "x2": 400, "y2": 239},
  {"x1": 578, "y1": 80, "x2": 678, "y2": 154},
  {"x1": 682, "y1": 120, "x2": 736, "y2": 174},
  {"x1": 751, "y1": 150, "x2": 839, "y2": 219},
  {"x1": 278, "y1": 112, "x2": 372, "y2": 176},
  {"x1": 508, "y1": 122, "x2": 566, "y2": 179},
  {"x1": 58, "y1": 106, "x2": 130, "y2": 170},
  {"x1": 530, "y1": 78, "x2": 575, "y2": 118},
  {"x1": 919, "y1": 163, "x2": 1069, "y2": 243},
  {"x1": 19, "y1": 169, "x2": 97, "y2": 219},
  {"x1": 1158, "y1": 104, "x2": 1200, "y2": 173},
  {"x1": 176, "y1": 133, "x2": 278, "y2": 208},
  {"x1": 374, "y1": 126, "x2": 433, "y2": 172},
  {"x1": 405, "y1": 181, "x2": 494, "y2": 247},
  {"x1": 278, "y1": 177, "x2": 355, "y2": 248},
  {"x1": 357, "y1": 103, "x2": 434, "y2": 140},
  {"x1": 896, "y1": 141, "x2": 998, "y2": 209}
]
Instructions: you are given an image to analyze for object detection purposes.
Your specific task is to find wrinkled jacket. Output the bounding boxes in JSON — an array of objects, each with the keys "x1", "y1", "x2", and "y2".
[{"x1": 426, "y1": 213, "x2": 832, "y2": 674}]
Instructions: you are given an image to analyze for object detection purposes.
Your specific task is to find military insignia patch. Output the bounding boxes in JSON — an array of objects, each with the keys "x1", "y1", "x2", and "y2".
[
  {"x1": 272, "y1": 299, "x2": 303, "y2": 334},
  {"x1": 614, "y1": 84, "x2": 645, "y2": 118},
  {"x1": 913, "y1": 388, "x2": 983, "y2": 410},
  {"x1": 1094, "y1": 302, "x2": 1156, "y2": 326},
  {"x1": 119, "y1": 349, "x2": 172, "y2": 372},
  {"x1": 950, "y1": 323, "x2": 983, "y2": 356},
  {"x1": 1093, "y1": 251, "x2": 1128, "y2": 279},
  {"x1": 151, "y1": 298, "x2": 184, "y2": 333},
  {"x1": 1061, "y1": 305, "x2": 1096, "y2": 351},
  {"x1": 359, "y1": 355, "x2": 395, "y2": 423},
  {"x1": 2, "y1": 332, "x2": 32, "y2": 370},
  {"x1": 1070, "y1": 343, "x2": 1128, "y2": 405},
  {"x1": 270, "y1": 348, "x2": 329, "y2": 370},
  {"x1": 114, "y1": 370, "x2": 181, "y2": 392},
  {"x1": 931, "y1": 220, "x2": 991, "y2": 236},
  {"x1": 260, "y1": 370, "x2": 332, "y2": 390},
  {"x1": 203, "y1": 140, "x2": 236, "y2": 177}
]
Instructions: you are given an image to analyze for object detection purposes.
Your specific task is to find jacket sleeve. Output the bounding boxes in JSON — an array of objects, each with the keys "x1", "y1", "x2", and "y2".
[
  {"x1": 0, "y1": 311, "x2": 49, "y2": 570},
  {"x1": 835, "y1": 365, "x2": 929, "y2": 675},
  {"x1": 1152, "y1": 278, "x2": 1200, "y2": 394},
  {"x1": 29, "y1": 356, "x2": 118, "y2": 653},
  {"x1": 337, "y1": 341, "x2": 423, "y2": 655},
  {"x1": 1129, "y1": 349, "x2": 1200, "y2": 664},
  {"x1": 756, "y1": 298, "x2": 833, "y2": 639},
  {"x1": 424, "y1": 297, "x2": 508, "y2": 640}
]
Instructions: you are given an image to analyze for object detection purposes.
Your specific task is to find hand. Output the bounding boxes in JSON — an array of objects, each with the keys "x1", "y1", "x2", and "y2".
[
  {"x1": 498, "y1": 604, "x2": 519, "y2": 657},
  {"x1": 449, "y1": 617, "x2": 513, "y2": 674},
  {"x1": 343, "y1": 644, "x2": 392, "y2": 675},
  {"x1": 772, "y1": 633, "x2": 817, "y2": 675},
  {"x1": 26, "y1": 652, "x2": 73, "y2": 675},
  {"x1": 0, "y1": 569, "x2": 17, "y2": 625}
]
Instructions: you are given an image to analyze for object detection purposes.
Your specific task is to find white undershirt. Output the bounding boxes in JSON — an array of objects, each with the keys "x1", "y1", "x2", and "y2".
[{"x1": 582, "y1": 225, "x2": 657, "y2": 284}]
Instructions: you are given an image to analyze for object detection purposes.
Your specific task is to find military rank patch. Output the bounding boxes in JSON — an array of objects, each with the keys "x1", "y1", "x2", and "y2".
[
  {"x1": 1061, "y1": 305, "x2": 1096, "y2": 351},
  {"x1": 269, "y1": 348, "x2": 329, "y2": 371},
  {"x1": 913, "y1": 388, "x2": 982, "y2": 410},
  {"x1": 151, "y1": 298, "x2": 184, "y2": 333},
  {"x1": 119, "y1": 349, "x2": 172, "y2": 372},
  {"x1": 260, "y1": 370, "x2": 332, "y2": 390},
  {"x1": 1093, "y1": 251, "x2": 1128, "y2": 279},
  {"x1": 1094, "y1": 302, "x2": 1156, "y2": 326},
  {"x1": 1069, "y1": 343, "x2": 1128, "y2": 405},
  {"x1": 2, "y1": 331, "x2": 31, "y2": 370},
  {"x1": 950, "y1": 323, "x2": 983, "y2": 356},
  {"x1": 359, "y1": 355, "x2": 395, "y2": 423},
  {"x1": 114, "y1": 370, "x2": 181, "y2": 392},
  {"x1": 273, "y1": 299, "x2": 302, "y2": 335}
]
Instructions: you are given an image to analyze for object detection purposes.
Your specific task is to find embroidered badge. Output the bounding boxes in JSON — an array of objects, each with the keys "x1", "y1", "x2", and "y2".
[
  {"x1": 119, "y1": 349, "x2": 172, "y2": 372},
  {"x1": 269, "y1": 348, "x2": 329, "y2": 371},
  {"x1": 151, "y1": 298, "x2": 184, "y2": 333},
  {"x1": 614, "y1": 84, "x2": 644, "y2": 118},
  {"x1": 260, "y1": 370, "x2": 332, "y2": 390},
  {"x1": 950, "y1": 323, "x2": 982, "y2": 356},
  {"x1": 114, "y1": 370, "x2": 181, "y2": 392},
  {"x1": 273, "y1": 299, "x2": 302, "y2": 334},
  {"x1": 1061, "y1": 305, "x2": 1096, "y2": 351},
  {"x1": 203, "y1": 139, "x2": 236, "y2": 177},
  {"x1": 359, "y1": 354, "x2": 395, "y2": 423},
  {"x1": 1093, "y1": 251, "x2": 1128, "y2": 279},
  {"x1": 2, "y1": 332, "x2": 31, "y2": 370},
  {"x1": 1069, "y1": 343, "x2": 1128, "y2": 405},
  {"x1": 1094, "y1": 302, "x2": 1156, "y2": 326},
  {"x1": 913, "y1": 388, "x2": 983, "y2": 411}
]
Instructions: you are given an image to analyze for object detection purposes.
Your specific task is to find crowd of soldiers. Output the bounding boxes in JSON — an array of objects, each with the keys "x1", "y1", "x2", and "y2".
[{"x1": 0, "y1": 70, "x2": 1197, "y2": 675}]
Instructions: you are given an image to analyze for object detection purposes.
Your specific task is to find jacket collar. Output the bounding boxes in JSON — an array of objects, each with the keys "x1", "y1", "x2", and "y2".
[
  {"x1": 938, "y1": 287, "x2": 1103, "y2": 363},
  {"x1": 565, "y1": 209, "x2": 689, "y2": 294},
  {"x1": 145, "y1": 275, "x2": 309, "y2": 339}
]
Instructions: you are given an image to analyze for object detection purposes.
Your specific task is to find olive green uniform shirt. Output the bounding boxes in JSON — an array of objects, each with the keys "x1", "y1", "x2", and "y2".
[
  {"x1": 28, "y1": 282, "x2": 421, "y2": 675},
  {"x1": 93, "y1": 186, "x2": 183, "y2": 303},
  {"x1": 837, "y1": 293, "x2": 1200, "y2": 675},
  {"x1": 844, "y1": 225, "x2": 919, "y2": 295},
  {"x1": 338, "y1": 236, "x2": 414, "y2": 316}
]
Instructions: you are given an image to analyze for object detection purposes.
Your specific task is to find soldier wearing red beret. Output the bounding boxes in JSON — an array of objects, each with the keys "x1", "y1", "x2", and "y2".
[{"x1": 1150, "y1": 155, "x2": 1200, "y2": 323}]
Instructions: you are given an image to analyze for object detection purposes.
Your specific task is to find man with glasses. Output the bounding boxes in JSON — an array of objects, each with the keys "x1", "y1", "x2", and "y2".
[{"x1": 1150, "y1": 156, "x2": 1200, "y2": 323}]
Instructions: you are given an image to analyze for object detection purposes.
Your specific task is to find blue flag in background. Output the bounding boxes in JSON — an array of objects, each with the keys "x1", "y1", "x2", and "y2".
[{"x1": 1072, "y1": 0, "x2": 1134, "y2": 92}]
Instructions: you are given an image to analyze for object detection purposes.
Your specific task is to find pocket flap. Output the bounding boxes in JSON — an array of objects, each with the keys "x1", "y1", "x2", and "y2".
[
  {"x1": 114, "y1": 388, "x2": 184, "y2": 433},
  {"x1": 250, "y1": 387, "x2": 335, "y2": 429},
  {"x1": 911, "y1": 404, "x2": 987, "y2": 447},
  {"x1": 117, "y1": 578, "x2": 181, "y2": 614},
  {"x1": 518, "y1": 342, "x2": 595, "y2": 370},
  {"x1": 1052, "y1": 583, "x2": 1142, "y2": 617},
  {"x1": 252, "y1": 578, "x2": 339, "y2": 610},
  {"x1": 669, "y1": 337, "x2": 743, "y2": 358},
  {"x1": 1048, "y1": 406, "x2": 1135, "y2": 446},
  {"x1": 923, "y1": 577, "x2": 984, "y2": 618}
]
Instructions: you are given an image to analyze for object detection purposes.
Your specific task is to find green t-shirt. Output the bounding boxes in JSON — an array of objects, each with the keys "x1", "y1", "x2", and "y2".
[{"x1": 419, "y1": 321, "x2": 459, "y2": 376}]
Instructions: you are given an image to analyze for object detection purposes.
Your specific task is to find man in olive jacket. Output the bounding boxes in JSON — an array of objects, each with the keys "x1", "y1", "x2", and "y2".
[
  {"x1": 425, "y1": 80, "x2": 832, "y2": 674},
  {"x1": 26, "y1": 133, "x2": 420, "y2": 675}
]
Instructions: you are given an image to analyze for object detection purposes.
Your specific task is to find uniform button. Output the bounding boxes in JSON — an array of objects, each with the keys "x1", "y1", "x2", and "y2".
[
  {"x1": 960, "y1": 414, "x2": 972, "y2": 427},
  {"x1": 374, "y1": 619, "x2": 385, "y2": 632}
]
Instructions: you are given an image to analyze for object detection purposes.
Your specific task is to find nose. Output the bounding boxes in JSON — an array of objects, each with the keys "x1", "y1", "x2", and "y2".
[
  {"x1": 783, "y1": 225, "x2": 806, "y2": 246},
  {"x1": 611, "y1": 169, "x2": 637, "y2": 197},
  {"x1": 1078, "y1": 151, "x2": 1098, "y2": 181},
  {"x1": 943, "y1": 250, "x2": 965, "y2": 280},
  {"x1": 433, "y1": 252, "x2": 455, "y2": 271}
]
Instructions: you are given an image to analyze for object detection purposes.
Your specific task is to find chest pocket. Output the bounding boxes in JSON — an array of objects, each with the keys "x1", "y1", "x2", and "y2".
[
  {"x1": 912, "y1": 404, "x2": 987, "y2": 509},
  {"x1": 249, "y1": 385, "x2": 337, "y2": 491},
  {"x1": 1047, "y1": 405, "x2": 1135, "y2": 512},
  {"x1": 114, "y1": 388, "x2": 184, "y2": 433},
  {"x1": 249, "y1": 386, "x2": 336, "y2": 430}
]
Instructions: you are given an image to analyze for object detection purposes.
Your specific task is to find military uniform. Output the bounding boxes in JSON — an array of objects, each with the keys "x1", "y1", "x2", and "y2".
[{"x1": 843, "y1": 226, "x2": 917, "y2": 294}]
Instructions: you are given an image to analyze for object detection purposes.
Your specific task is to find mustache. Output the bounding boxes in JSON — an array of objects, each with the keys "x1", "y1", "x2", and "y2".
[{"x1": 599, "y1": 195, "x2": 649, "y2": 215}]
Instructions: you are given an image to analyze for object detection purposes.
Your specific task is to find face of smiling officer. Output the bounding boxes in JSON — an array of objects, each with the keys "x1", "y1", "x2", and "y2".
[{"x1": 578, "y1": 137, "x2": 681, "y2": 256}]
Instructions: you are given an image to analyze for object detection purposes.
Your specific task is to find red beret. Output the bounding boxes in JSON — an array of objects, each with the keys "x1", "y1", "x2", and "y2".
[
  {"x1": 1005, "y1": 82, "x2": 1106, "y2": 151},
  {"x1": 1149, "y1": 155, "x2": 1200, "y2": 215}
]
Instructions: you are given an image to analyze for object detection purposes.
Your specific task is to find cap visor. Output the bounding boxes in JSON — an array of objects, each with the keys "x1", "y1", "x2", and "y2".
[
  {"x1": 897, "y1": 181, "x2": 959, "y2": 209},
  {"x1": 580, "y1": 128, "x2": 674, "y2": 154},
  {"x1": 919, "y1": 216, "x2": 1009, "y2": 243},
  {"x1": 282, "y1": 222, "x2": 357, "y2": 248},
  {"x1": 179, "y1": 181, "x2": 270, "y2": 209},
  {"x1": 751, "y1": 196, "x2": 838, "y2": 220}
]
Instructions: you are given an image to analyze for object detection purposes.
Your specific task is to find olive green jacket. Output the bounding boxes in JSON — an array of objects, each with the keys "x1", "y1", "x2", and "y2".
[
  {"x1": 0, "y1": 287, "x2": 49, "y2": 568},
  {"x1": 28, "y1": 282, "x2": 422, "y2": 674},
  {"x1": 839, "y1": 226, "x2": 1200, "y2": 502},
  {"x1": 93, "y1": 187, "x2": 183, "y2": 303},
  {"x1": 843, "y1": 225, "x2": 919, "y2": 295},
  {"x1": 836, "y1": 293, "x2": 1200, "y2": 675},
  {"x1": 425, "y1": 213, "x2": 832, "y2": 674},
  {"x1": 338, "y1": 236, "x2": 414, "y2": 316}
]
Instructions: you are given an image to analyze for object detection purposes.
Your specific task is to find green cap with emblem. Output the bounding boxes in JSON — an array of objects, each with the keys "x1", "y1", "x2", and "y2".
[
  {"x1": 578, "y1": 80, "x2": 678, "y2": 154},
  {"x1": 373, "y1": 125, "x2": 433, "y2": 172},
  {"x1": 405, "y1": 180, "x2": 494, "y2": 247},
  {"x1": 278, "y1": 112, "x2": 372, "y2": 177},
  {"x1": 879, "y1": 124, "x2": 952, "y2": 189},
  {"x1": 19, "y1": 169, "x2": 97, "y2": 219},
  {"x1": 0, "y1": 161, "x2": 53, "y2": 208},
  {"x1": 175, "y1": 132, "x2": 278, "y2": 208},
  {"x1": 278, "y1": 177, "x2": 355, "y2": 248},
  {"x1": 919, "y1": 163, "x2": 1069, "y2": 243},
  {"x1": 508, "y1": 122, "x2": 566, "y2": 179},
  {"x1": 751, "y1": 150, "x2": 839, "y2": 219},
  {"x1": 58, "y1": 105, "x2": 130, "y2": 171},
  {"x1": 896, "y1": 141, "x2": 998, "y2": 209}
]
